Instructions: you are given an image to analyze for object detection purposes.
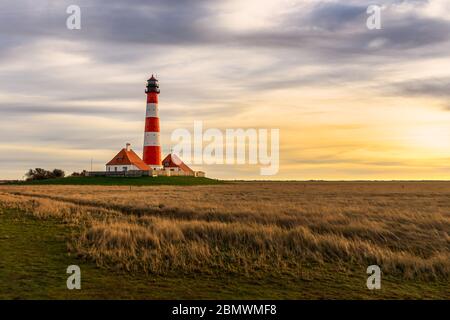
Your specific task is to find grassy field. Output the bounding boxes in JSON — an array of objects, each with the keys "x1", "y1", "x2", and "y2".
[
  {"x1": 7, "y1": 176, "x2": 222, "y2": 186},
  {"x1": 0, "y1": 181, "x2": 449, "y2": 299}
]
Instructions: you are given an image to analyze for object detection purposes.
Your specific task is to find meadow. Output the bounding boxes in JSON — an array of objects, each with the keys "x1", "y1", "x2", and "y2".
[
  {"x1": 0, "y1": 181, "x2": 449, "y2": 299},
  {"x1": 7, "y1": 176, "x2": 221, "y2": 186}
]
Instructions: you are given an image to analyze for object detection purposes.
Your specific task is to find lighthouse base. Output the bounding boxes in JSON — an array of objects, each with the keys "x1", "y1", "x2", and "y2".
[{"x1": 143, "y1": 145, "x2": 162, "y2": 168}]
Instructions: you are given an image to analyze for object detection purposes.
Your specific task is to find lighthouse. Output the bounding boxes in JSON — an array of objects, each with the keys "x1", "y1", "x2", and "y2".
[
  {"x1": 143, "y1": 75, "x2": 162, "y2": 168},
  {"x1": 100, "y1": 74, "x2": 205, "y2": 177}
]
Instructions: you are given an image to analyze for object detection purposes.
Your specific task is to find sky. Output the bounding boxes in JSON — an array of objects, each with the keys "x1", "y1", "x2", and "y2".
[{"x1": 0, "y1": 0, "x2": 449, "y2": 180}]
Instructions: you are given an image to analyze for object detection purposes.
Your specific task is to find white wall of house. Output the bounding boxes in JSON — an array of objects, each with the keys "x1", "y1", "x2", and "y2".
[
  {"x1": 164, "y1": 166, "x2": 181, "y2": 172},
  {"x1": 106, "y1": 165, "x2": 140, "y2": 172},
  {"x1": 157, "y1": 169, "x2": 194, "y2": 176}
]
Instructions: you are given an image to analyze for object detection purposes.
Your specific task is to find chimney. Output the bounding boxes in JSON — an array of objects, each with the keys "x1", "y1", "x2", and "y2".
[{"x1": 126, "y1": 143, "x2": 131, "y2": 152}]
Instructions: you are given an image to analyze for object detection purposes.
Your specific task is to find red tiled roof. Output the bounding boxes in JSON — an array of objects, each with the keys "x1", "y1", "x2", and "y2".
[
  {"x1": 162, "y1": 153, "x2": 194, "y2": 173},
  {"x1": 106, "y1": 148, "x2": 149, "y2": 170}
]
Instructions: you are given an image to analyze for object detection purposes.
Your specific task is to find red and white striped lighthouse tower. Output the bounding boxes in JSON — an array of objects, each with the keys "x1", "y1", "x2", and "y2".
[{"x1": 143, "y1": 75, "x2": 162, "y2": 168}]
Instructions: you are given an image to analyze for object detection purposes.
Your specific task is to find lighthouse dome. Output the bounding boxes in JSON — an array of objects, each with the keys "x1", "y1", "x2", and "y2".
[{"x1": 146, "y1": 74, "x2": 160, "y2": 93}]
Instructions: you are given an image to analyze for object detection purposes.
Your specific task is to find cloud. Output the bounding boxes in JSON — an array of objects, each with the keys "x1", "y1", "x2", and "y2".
[
  {"x1": 0, "y1": 0, "x2": 450, "y2": 179},
  {"x1": 301, "y1": 2, "x2": 368, "y2": 31},
  {"x1": 392, "y1": 77, "x2": 450, "y2": 98}
]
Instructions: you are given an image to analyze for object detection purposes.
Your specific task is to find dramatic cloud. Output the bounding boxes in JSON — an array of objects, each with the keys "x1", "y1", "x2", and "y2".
[{"x1": 1, "y1": 0, "x2": 449, "y2": 179}]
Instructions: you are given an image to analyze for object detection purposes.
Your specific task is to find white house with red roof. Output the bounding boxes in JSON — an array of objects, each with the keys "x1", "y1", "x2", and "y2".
[
  {"x1": 106, "y1": 143, "x2": 150, "y2": 172},
  {"x1": 103, "y1": 143, "x2": 205, "y2": 177},
  {"x1": 162, "y1": 153, "x2": 195, "y2": 175}
]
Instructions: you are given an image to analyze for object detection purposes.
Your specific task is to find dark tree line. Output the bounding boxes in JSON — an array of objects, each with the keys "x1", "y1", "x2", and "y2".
[
  {"x1": 24, "y1": 169, "x2": 89, "y2": 181},
  {"x1": 25, "y1": 168, "x2": 65, "y2": 181}
]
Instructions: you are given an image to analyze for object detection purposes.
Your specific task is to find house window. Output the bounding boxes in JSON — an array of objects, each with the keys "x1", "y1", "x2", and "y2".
[
  {"x1": 123, "y1": 167, "x2": 128, "y2": 172},
  {"x1": 107, "y1": 167, "x2": 110, "y2": 172},
  {"x1": 114, "y1": 167, "x2": 117, "y2": 172}
]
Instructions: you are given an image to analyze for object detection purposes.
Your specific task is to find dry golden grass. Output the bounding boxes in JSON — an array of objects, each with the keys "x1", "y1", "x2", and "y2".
[{"x1": 0, "y1": 182, "x2": 449, "y2": 279}]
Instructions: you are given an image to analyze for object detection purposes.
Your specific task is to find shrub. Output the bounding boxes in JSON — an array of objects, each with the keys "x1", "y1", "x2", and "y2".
[
  {"x1": 70, "y1": 170, "x2": 87, "y2": 177},
  {"x1": 25, "y1": 168, "x2": 65, "y2": 181}
]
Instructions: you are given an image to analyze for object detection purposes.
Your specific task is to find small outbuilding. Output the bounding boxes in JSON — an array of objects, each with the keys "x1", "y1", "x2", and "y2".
[{"x1": 162, "y1": 153, "x2": 195, "y2": 175}]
